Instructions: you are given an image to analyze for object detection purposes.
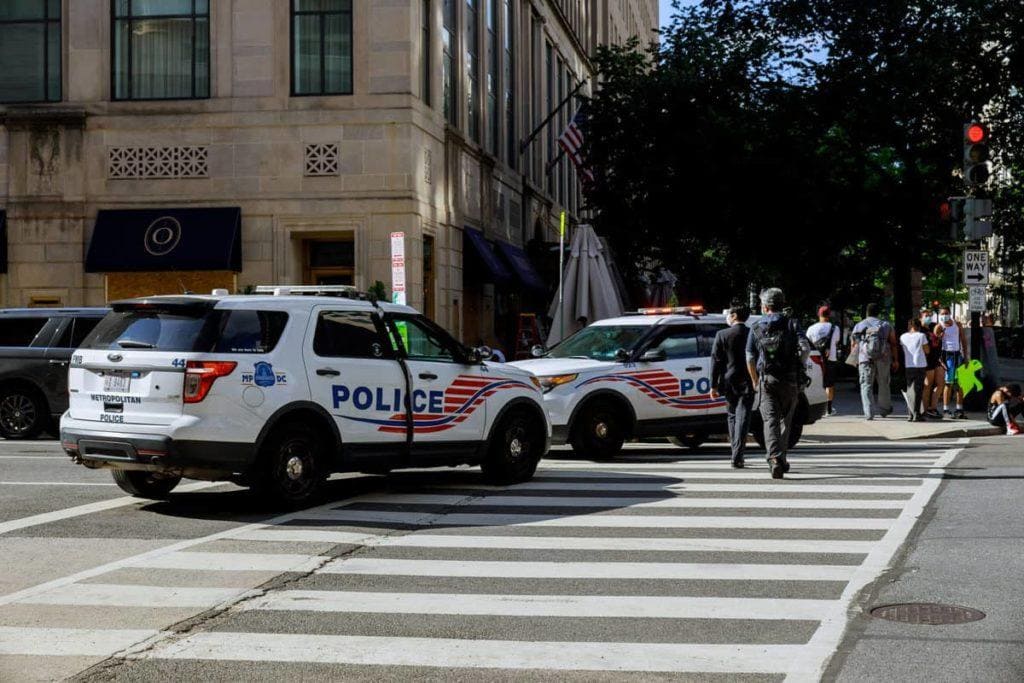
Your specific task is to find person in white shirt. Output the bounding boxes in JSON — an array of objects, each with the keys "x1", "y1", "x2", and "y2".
[
  {"x1": 806, "y1": 306, "x2": 841, "y2": 415},
  {"x1": 934, "y1": 306, "x2": 969, "y2": 419},
  {"x1": 900, "y1": 318, "x2": 931, "y2": 422}
]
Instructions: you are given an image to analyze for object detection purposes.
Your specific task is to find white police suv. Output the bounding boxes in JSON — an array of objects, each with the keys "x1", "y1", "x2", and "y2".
[
  {"x1": 509, "y1": 306, "x2": 827, "y2": 458},
  {"x1": 60, "y1": 287, "x2": 549, "y2": 506}
]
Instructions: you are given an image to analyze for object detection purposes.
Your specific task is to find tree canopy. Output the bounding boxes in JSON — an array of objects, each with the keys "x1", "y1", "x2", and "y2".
[{"x1": 585, "y1": 0, "x2": 1024, "y2": 323}]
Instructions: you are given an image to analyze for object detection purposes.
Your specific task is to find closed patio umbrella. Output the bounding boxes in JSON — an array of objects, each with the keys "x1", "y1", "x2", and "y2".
[{"x1": 547, "y1": 225, "x2": 626, "y2": 346}]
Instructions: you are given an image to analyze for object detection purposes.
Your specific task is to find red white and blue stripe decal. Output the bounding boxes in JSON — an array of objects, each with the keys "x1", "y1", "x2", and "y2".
[
  {"x1": 575, "y1": 369, "x2": 727, "y2": 410},
  {"x1": 346, "y1": 375, "x2": 536, "y2": 434}
]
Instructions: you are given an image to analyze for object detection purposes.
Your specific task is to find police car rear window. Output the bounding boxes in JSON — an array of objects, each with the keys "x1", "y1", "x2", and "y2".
[{"x1": 81, "y1": 309, "x2": 288, "y2": 353}]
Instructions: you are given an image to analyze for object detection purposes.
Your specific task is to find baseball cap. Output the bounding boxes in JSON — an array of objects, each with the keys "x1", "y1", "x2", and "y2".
[{"x1": 818, "y1": 306, "x2": 830, "y2": 317}]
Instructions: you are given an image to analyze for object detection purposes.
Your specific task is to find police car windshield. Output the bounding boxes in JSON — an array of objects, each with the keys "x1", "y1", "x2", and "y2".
[{"x1": 547, "y1": 325, "x2": 648, "y2": 361}]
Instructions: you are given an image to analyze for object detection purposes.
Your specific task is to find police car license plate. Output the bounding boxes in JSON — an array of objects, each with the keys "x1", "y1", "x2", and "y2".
[{"x1": 103, "y1": 373, "x2": 131, "y2": 393}]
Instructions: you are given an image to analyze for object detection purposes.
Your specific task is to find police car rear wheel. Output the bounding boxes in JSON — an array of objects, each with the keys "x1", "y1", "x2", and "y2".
[
  {"x1": 111, "y1": 470, "x2": 181, "y2": 499},
  {"x1": 571, "y1": 402, "x2": 625, "y2": 459},
  {"x1": 256, "y1": 424, "x2": 325, "y2": 508},
  {"x1": 481, "y1": 410, "x2": 542, "y2": 485}
]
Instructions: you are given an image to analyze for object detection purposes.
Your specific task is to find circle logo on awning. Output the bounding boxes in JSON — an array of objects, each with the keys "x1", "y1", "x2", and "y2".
[{"x1": 144, "y1": 216, "x2": 182, "y2": 256}]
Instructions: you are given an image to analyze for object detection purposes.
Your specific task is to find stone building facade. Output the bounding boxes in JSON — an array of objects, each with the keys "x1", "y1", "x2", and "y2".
[{"x1": 0, "y1": 1, "x2": 656, "y2": 349}]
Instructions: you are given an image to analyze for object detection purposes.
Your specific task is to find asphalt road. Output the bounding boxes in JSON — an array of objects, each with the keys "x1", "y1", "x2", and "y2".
[{"x1": 0, "y1": 434, "x2": 1014, "y2": 681}]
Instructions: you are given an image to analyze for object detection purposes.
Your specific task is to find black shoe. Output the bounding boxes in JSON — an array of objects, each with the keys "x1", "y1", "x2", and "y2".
[
  {"x1": 781, "y1": 458, "x2": 791, "y2": 473},
  {"x1": 956, "y1": 410, "x2": 967, "y2": 420},
  {"x1": 769, "y1": 457, "x2": 785, "y2": 479},
  {"x1": 731, "y1": 460, "x2": 745, "y2": 469}
]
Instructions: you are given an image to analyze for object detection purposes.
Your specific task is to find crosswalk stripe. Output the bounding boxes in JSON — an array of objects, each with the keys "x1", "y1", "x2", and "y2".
[
  {"x1": 138, "y1": 631, "x2": 821, "y2": 674},
  {"x1": 302, "y1": 509, "x2": 893, "y2": 530},
  {"x1": 17, "y1": 583, "x2": 248, "y2": 608},
  {"x1": 320, "y1": 558, "x2": 856, "y2": 581},
  {"x1": 228, "y1": 528, "x2": 877, "y2": 554},
  {"x1": 439, "y1": 481, "x2": 920, "y2": 494},
  {"x1": 531, "y1": 470, "x2": 923, "y2": 480},
  {"x1": 540, "y1": 462, "x2": 940, "y2": 471},
  {"x1": 244, "y1": 589, "x2": 837, "y2": 620},
  {"x1": 229, "y1": 528, "x2": 876, "y2": 554},
  {"x1": 129, "y1": 552, "x2": 326, "y2": 573},
  {"x1": 0, "y1": 626, "x2": 163, "y2": 657},
  {"x1": 350, "y1": 493, "x2": 908, "y2": 509},
  {"x1": 544, "y1": 457, "x2": 941, "y2": 465}
]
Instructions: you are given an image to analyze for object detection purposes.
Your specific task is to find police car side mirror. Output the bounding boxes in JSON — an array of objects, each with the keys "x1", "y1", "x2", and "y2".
[
  {"x1": 614, "y1": 348, "x2": 632, "y2": 362},
  {"x1": 531, "y1": 344, "x2": 546, "y2": 358},
  {"x1": 639, "y1": 348, "x2": 666, "y2": 363},
  {"x1": 468, "y1": 345, "x2": 491, "y2": 363}
]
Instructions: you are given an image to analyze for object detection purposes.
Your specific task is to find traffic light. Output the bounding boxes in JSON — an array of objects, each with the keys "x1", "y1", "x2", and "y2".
[
  {"x1": 942, "y1": 196, "x2": 966, "y2": 239},
  {"x1": 964, "y1": 122, "x2": 992, "y2": 187}
]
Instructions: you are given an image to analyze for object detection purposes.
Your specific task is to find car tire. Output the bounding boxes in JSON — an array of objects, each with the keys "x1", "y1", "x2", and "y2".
[
  {"x1": 111, "y1": 470, "x2": 181, "y2": 499},
  {"x1": 750, "y1": 412, "x2": 802, "y2": 450},
  {"x1": 481, "y1": 409, "x2": 544, "y2": 485},
  {"x1": 253, "y1": 422, "x2": 326, "y2": 509},
  {"x1": 0, "y1": 387, "x2": 48, "y2": 440},
  {"x1": 668, "y1": 431, "x2": 706, "y2": 450},
  {"x1": 570, "y1": 400, "x2": 626, "y2": 459}
]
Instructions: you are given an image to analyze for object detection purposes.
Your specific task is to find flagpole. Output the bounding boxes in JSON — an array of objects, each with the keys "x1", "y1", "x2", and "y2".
[
  {"x1": 558, "y1": 210, "x2": 566, "y2": 343},
  {"x1": 519, "y1": 79, "x2": 588, "y2": 155}
]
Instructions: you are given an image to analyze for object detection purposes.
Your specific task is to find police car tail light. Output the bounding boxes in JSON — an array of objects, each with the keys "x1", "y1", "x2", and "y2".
[
  {"x1": 537, "y1": 374, "x2": 578, "y2": 393},
  {"x1": 183, "y1": 361, "x2": 237, "y2": 404}
]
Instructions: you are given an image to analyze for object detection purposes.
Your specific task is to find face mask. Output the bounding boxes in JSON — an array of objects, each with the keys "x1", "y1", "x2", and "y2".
[{"x1": 940, "y1": 315, "x2": 951, "y2": 323}]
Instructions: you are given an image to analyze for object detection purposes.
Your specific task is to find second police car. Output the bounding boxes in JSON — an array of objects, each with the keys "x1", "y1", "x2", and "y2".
[
  {"x1": 60, "y1": 287, "x2": 549, "y2": 507},
  {"x1": 510, "y1": 306, "x2": 827, "y2": 458}
]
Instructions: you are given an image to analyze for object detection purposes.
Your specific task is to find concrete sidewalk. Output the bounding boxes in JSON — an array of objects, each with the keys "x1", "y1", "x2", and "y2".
[{"x1": 804, "y1": 380, "x2": 1001, "y2": 441}]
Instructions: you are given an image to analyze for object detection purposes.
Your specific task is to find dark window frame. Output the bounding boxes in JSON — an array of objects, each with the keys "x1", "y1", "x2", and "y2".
[
  {"x1": 313, "y1": 310, "x2": 395, "y2": 360},
  {"x1": 465, "y1": 0, "x2": 480, "y2": 142},
  {"x1": 422, "y1": 0, "x2": 431, "y2": 106},
  {"x1": 290, "y1": 0, "x2": 354, "y2": 97},
  {"x1": 111, "y1": 0, "x2": 210, "y2": 102},
  {"x1": 387, "y1": 313, "x2": 468, "y2": 364},
  {"x1": 442, "y1": 0, "x2": 457, "y2": 125},
  {"x1": 0, "y1": 3, "x2": 62, "y2": 104}
]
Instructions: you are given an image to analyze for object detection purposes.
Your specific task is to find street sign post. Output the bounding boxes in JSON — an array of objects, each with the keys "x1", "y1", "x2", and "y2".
[
  {"x1": 968, "y1": 286, "x2": 986, "y2": 312},
  {"x1": 963, "y1": 250, "x2": 989, "y2": 286},
  {"x1": 390, "y1": 231, "x2": 406, "y2": 305}
]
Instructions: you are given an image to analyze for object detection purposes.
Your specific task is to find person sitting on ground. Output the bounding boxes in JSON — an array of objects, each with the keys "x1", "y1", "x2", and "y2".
[{"x1": 987, "y1": 384, "x2": 1024, "y2": 436}]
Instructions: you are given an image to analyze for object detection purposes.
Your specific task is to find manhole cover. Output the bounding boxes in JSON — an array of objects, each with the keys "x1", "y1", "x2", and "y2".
[{"x1": 870, "y1": 603, "x2": 985, "y2": 625}]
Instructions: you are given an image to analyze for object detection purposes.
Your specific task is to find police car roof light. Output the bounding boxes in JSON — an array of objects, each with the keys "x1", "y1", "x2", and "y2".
[
  {"x1": 636, "y1": 305, "x2": 705, "y2": 317},
  {"x1": 253, "y1": 285, "x2": 364, "y2": 299}
]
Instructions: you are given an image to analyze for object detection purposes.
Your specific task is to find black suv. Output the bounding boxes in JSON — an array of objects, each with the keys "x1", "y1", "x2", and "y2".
[{"x1": 0, "y1": 308, "x2": 109, "y2": 439}]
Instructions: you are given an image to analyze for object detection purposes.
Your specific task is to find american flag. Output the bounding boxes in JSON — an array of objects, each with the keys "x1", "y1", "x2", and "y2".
[{"x1": 557, "y1": 104, "x2": 594, "y2": 183}]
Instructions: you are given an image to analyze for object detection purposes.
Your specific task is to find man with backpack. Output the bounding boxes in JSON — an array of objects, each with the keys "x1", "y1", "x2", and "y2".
[
  {"x1": 807, "y1": 306, "x2": 841, "y2": 415},
  {"x1": 745, "y1": 288, "x2": 811, "y2": 479},
  {"x1": 850, "y1": 303, "x2": 900, "y2": 420}
]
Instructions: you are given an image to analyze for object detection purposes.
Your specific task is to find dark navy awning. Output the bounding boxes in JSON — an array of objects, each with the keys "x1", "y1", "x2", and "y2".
[
  {"x1": 464, "y1": 227, "x2": 512, "y2": 285},
  {"x1": 85, "y1": 207, "x2": 241, "y2": 273},
  {"x1": 0, "y1": 210, "x2": 6, "y2": 274},
  {"x1": 496, "y1": 241, "x2": 547, "y2": 292}
]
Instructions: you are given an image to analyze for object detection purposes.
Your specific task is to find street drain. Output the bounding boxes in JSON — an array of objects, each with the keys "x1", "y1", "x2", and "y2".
[{"x1": 870, "y1": 603, "x2": 986, "y2": 625}]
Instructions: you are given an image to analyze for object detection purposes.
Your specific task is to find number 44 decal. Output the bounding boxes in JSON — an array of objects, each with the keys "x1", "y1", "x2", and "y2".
[{"x1": 171, "y1": 358, "x2": 187, "y2": 369}]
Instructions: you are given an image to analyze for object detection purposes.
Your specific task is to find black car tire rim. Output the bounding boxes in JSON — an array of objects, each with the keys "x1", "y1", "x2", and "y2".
[
  {"x1": 276, "y1": 437, "x2": 316, "y2": 498},
  {"x1": 506, "y1": 422, "x2": 530, "y2": 464},
  {"x1": 1, "y1": 394, "x2": 36, "y2": 435}
]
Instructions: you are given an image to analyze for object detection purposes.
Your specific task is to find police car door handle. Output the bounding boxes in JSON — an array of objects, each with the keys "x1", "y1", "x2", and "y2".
[
  {"x1": 316, "y1": 368, "x2": 340, "y2": 377},
  {"x1": 685, "y1": 366, "x2": 702, "y2": 372},
  {"x1": 418, "y1": 372, "x2": 438, "y2": 381}
]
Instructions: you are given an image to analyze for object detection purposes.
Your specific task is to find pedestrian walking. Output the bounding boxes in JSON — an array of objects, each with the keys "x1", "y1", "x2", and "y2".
[
  {"x1": 899, "y1": 318, "x2": 930, "y2": 422},
  {"x1": 850, "y1": 303, "x2": 899, "y2": 420},
  {"x1": 987, "y1": 384, "x2": 1024, "y2": 435},
  {"x1": 710, "y1": 304, "x2": 754, "y2": 468},
  {"x1": 746, "y1": 288, "x2": 810, "y2": 479},
  {"x1": 806, "y1": 306, "x2": 841, "y2": 415},
  {"x1": 920, "y1": 308, "x2": 944, "y2": 419},
  {"x1": 934, "y1": 307, "x2": 969, "y2": 419}
]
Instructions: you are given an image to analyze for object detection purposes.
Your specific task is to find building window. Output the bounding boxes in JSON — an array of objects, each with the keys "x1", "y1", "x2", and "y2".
[
  {"x1": 545, "y1": 41, "x2": 554, "y2": 196},
  {"x1": 529, "y1": 15, "x2": 541, "y2": 182},
  {"x1": 442, "y1": 0, "x2": 456, "y2": 124},
  {"x1": 304, "y1": 238, "x2": 355, "y2": 285},
  {"x1": 466, "y1": 0, "x2": 480, "y2": 142},
  {"x1": 113, "y1": 0, "x2": 210, "y2": 101},
  {"x1": 503, "y1": 0, "x2": 514, "y2": 167},
  {"x1": 422, "y1": 0, "x2": 431, "y2": 106},
  {"x1": 0, "y1": 2, "x2": 61, "y2": 103},
  {"x1": 423, "y1": 235, "x2": 436, "y2": 319},
  {"x1": 486, "y1": 0, "x2": 498, "y2": 155},
  {"x1": 291, "y1": 0, "x2": 353, "y2": 96}
]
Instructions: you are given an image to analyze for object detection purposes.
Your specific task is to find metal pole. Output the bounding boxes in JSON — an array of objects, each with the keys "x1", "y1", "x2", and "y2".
[{"x1": 558, "y1": 211, "x2": 566, "y2": 343}]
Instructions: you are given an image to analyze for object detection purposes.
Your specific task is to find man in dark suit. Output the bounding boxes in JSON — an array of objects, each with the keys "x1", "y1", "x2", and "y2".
[{"x1": 710, "y1": 304, "x2": 753, "y2": 468}]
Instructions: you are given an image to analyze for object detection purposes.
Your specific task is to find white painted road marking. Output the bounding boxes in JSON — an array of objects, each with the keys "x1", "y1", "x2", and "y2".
[
  {"x1": 350, "y1": 493, "x2": 909, "y2": 509},
  {"x1": 17, "y1": 583, "x2": 248, "y2": 608},
  {"x1": 130, "y1": 551, "x2": 326, "y2": 573},
  {"x1": 0, "y1": 626, "x2": 164, "y2": 657}
]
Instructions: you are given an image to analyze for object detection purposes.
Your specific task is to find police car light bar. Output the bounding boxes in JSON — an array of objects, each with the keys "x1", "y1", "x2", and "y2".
[
  {"x1": 254, "y1": 285, "x2": 362, "y2": 298},
  {"x1": 636, "y1": 305, "x2": 706, "y2": 316}
]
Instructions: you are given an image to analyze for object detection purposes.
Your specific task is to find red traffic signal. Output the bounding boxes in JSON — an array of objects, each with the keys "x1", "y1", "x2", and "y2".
[{"x1": 966, "y1": 123, "x2": 987, "y2": 144}]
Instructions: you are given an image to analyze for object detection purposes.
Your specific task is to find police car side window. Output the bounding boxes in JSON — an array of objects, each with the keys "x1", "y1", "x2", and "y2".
[
  {"x1": 651, "y1": 327, "x2": 701, "y2": 359},
  {"x1": 391, "y1": 315, "x2": 459, "y2": 363},
  {"x1": 314, "y1": 311, "x2": 392, "y2": 359},
  {"x1": 698, "y1": 324, "x2": 726, "y2": 356}
]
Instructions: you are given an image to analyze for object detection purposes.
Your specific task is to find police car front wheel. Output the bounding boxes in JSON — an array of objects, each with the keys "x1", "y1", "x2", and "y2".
[
  {"x1": 481, "y1": 410, "x2": 543, "y2": 485},
  {"x1": 254, "y1": 422, "x2": 326, "y2": 508},
  {"x1": 111, "y1": 470, "x2": 181, "y2": 499},
  {"x1": 571, "y1": 401, "x2": 626, "y2": 459}
]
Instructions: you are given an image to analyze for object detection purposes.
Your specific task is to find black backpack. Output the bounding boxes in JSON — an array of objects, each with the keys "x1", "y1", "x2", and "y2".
[
  {"x1": 811, "y1": 324, "x2": 833, "y2": 358},
  {"x1": 754, "y1": 317, "x2": 800, "y2": 378}
]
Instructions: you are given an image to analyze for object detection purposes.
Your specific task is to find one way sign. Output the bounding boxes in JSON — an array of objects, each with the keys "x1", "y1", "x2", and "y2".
[{"x1": 963, "y1": 250, "x2": 989, "y2": 286}]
